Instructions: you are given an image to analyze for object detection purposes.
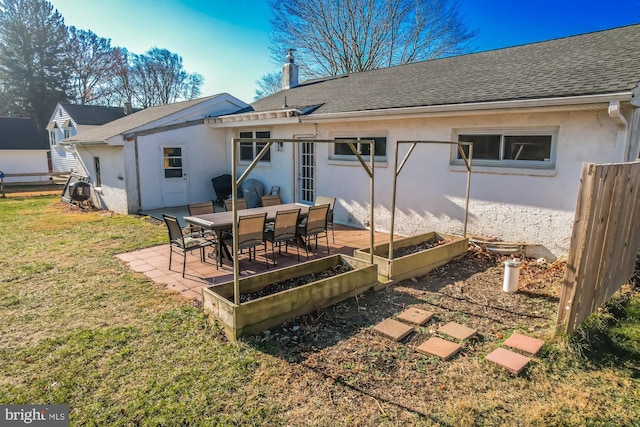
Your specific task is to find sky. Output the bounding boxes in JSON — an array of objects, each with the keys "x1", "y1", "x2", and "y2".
[{"x1": 48, "y1": 0, "x2": 640, "y2": 104}]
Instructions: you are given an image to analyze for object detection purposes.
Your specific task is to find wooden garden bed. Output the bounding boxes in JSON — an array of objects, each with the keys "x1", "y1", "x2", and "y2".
[
  {"x1": 353, "y1": 231, "x2": 468, "y2": 284},
  {"x1": 202, "y1": 254, "x2": 378, "y2": 340}
]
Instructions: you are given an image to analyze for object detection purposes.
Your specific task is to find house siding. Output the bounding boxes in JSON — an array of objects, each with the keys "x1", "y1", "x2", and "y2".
[
  {"x1": 0, "y1": 150, "x2": 50, "y2": 183},
  {"x1": 225, "y1": 105, "x2": 622, "y2": 258}
]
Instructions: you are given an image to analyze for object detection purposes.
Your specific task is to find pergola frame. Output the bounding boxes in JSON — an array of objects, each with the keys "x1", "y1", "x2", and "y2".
[
  {"x1": 388, "y1": 140, "x2": 473, "y2": 259},
  {"x1": 230, "y1": 138, "x2": 376, "y2": 305}
]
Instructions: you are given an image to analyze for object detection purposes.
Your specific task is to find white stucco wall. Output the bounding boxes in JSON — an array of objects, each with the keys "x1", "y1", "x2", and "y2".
[
  {"x1": 137, "y1": 124, "x2": 229, "y2": 210},
  {"x1": 222, "y1": 105, "x2": 623, "y2": 258},
  {"x1": 75, "y1": 145, "x2": 129, "y2": 213},
  {"x1": 0, "y1": 150, "x2": 50, "y2": 183}
]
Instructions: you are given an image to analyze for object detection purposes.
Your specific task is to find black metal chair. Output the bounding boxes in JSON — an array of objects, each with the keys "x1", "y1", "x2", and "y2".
[
  {"x1": 224, "y1": 213, "x2": 269, "y2": 268},
  {"x1": 162, "y1": 213, "x2": 214, "y2": 277},
  {"x1": 264, "y1": 208, "x2": 300, "y2": 263},
  {"x1": 297, "y1": 204, "x2": 330, "y2": 259}
]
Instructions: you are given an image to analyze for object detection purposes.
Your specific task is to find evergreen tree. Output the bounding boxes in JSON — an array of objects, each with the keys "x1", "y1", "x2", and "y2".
[{"x1": 0, "y1": 0, "x2": 70, "y2": 129}]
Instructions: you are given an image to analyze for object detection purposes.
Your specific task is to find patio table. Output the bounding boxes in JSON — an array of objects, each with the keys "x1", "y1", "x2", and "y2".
[{"x1": 184, "y1": 202, "x2": 310, "y2": 265}]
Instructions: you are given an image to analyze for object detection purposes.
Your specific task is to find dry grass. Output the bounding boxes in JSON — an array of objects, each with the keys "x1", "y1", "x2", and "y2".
[{"x1": 1, "y1": 195, "x2": 638, "y2": 426}]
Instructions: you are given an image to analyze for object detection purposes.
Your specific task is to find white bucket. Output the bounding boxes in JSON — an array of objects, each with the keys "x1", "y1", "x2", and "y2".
[{"x1": 503, "y1": 258, "x2": 522, "y2": 292}]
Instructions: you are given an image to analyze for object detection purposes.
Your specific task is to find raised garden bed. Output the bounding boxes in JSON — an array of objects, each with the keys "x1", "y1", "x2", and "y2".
[
  {"x1": 202, "y1": 254, "x2": 378, "y2": 340},
  {"x1": 353, "y1": 231, "x2": 468, "y2": 284}
]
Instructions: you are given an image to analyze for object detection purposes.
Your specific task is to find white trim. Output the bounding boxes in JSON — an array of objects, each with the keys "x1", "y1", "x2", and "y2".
[{"x1": 298, "y1": 93, "x2": 632, "y2": 123}]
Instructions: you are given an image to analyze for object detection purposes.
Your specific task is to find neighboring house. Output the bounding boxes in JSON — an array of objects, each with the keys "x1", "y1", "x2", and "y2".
[
  {"x1": 61, "y1": 94, "x2": 249, "y2": 214},
  {"x1": 62, "y1": 24, "x2": 640, "y2": 258},
  {"x1": 0, "y1": 117, "x2": 50, "y2": 183},
  {"x1": 209, "y1": 24, "x2": 640, "y2": 258},
  {"x1": 47, "y1": 102, "x2": 136, "y2": 173}
]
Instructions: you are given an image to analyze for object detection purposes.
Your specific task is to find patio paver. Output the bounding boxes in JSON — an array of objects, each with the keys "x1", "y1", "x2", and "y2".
[
  {"x1": 396, "y1": 307, "x2": 434, "y2": 325},
  {"x1": 503, "y1": 332, "x2": 544, "y2": 356},
  {"x1": 485, "y1": 347, "x2": 531, "y2": 375},
  {"x1": 438, "y1": 322, "x2": 478, "y2": 341},
  {"x1": 373, "y1": 318, "x2": 415, "y2": 341},
  {"x1": 416, "y1": 337, "x2": 461, "y2": 361}
]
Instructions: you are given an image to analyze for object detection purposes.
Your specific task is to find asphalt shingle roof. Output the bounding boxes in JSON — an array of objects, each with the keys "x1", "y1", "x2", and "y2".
[
  {"x1": 64, "y1": 94, "x2": 228, "y2": 143},
  {"x1": 59, "y1": 103, "x2": 136, "y2": 126},
  {"x1": 0, "y1": 117, "x2": 48, "y2": 150},
  {"x1": 251, "y1": 24, "x2": 640, "y2": 115}
]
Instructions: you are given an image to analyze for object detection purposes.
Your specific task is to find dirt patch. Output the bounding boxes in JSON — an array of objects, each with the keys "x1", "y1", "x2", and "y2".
[
  {"x1": 247, "y1": 247, "x2": 564, "y2": 359},
  {"x1": 236, "y1": 264, "x2": 353, "y2": 303},
  {"x1": 392, "y1": 237, "x2": 450, "y2": 258}
]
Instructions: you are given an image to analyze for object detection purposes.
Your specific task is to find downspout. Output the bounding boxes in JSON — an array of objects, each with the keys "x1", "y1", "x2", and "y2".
[{"x1": 608, "y1": 101, "x2": 630, "y2": 162}]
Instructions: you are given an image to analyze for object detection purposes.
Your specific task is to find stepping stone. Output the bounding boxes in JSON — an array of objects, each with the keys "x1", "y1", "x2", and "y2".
[
  {"x1": 485, "y1": 347, "x2": 531, "y2": 375},
  {"x1": 373, "y1": 318, "x2": 414, "y2": 341},
  {"x1": 437, "y1": 322, "x2": 478, "y2": 341},
  {"x1": 396, "y1": 307, "x2": 434, "y2": 325},
  {"x1": 503, "y1": 332, "x2": 544, "y2": 356},
  {"x1": 416, "y1": 337, "x2": 461, "y2": 361}
]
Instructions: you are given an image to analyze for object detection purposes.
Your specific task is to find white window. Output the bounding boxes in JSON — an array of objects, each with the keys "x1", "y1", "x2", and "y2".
[
  {"x1": 49, "y1": 130, "x2": 57, "y2": 146},
  {"x1": 332, "y1": 135, "x2": 387, "y2": 161},
  {"x1": 63, "y1": 129, "x2": 70, "y2": 139},
  {"x1": 455, "y1": 130, "x2": 556, "y2": 168},
  {"x1": 239, "y1": 130, "x2": 271, "y2": 162}
]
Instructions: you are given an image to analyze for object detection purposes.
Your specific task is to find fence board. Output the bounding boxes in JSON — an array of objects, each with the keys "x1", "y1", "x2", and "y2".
[{"x1": 557, "y1": 161, "x2": 640, "y2": 334}]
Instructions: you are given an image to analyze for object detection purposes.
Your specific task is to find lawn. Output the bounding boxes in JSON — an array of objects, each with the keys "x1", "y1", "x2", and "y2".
[{"x1": 1, "y1": 196, "x2": 639, "y2": 426}]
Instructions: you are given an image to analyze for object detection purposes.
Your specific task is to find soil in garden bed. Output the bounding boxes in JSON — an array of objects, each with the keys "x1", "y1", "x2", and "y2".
[
  {"x1": 392, "y1": 237, "x2": 451, "y2": 258},
  {"x1": 233, "y1": 264, "x2": 353, "y2": 303}
]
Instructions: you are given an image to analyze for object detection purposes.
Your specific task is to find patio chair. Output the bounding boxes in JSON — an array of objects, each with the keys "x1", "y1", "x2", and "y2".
[
  {"x1": 187, "y1": 201, "x2": 216, "y2": 238},
  {"x1": 224, "y1": 213, "x2": 269, "y2": 268},
  {"x1": 162, "y1": 213, "x2": 215, "y2": 277},
  {"x1": 315, "y1": 195, "x2": 336, "y2": 243},
  {"x1": 264, "y1": 208, "x2": 300, "y2": 262},
  {"x1": 297, "y1": 204, "x2": 330, "y2": 259},
  {"x1": 224, "y1": 198, "x2": 247, "y2": 211},
  {"x1": 261, "y1": 194, "x2": 282, "y2": 207}
]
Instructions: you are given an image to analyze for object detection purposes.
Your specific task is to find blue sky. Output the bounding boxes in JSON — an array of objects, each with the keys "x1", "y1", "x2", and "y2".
[{"x1": 49, "y1": 0, "x2": 640, "y2": 103}]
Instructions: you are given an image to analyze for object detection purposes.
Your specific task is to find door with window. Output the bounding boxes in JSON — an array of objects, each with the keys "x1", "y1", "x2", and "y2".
[
  {"x1": 298, "y1": 139, "x2": 315, "y2": 203},
  {"x1": 161, "y1": 146, "x2": 188, "y2": 207}
]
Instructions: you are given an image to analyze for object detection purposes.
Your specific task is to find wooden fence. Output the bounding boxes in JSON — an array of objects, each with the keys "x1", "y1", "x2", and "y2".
[{"x1": 557, "y1": 161, "x2": 640, "y2": 334}]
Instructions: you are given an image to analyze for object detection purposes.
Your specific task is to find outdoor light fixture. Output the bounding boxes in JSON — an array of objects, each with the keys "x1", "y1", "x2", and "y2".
[{"x1": 275, "y1": 142, "x2": 283, "y2": 151}]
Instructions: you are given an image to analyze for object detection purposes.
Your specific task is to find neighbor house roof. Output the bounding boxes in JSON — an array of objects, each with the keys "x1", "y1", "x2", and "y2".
[
  {"x1": 59, "y1": 103, "x2": 138, "y2": 126},
  {"x1": 0, "y1": 117, "x2": 48, "y2": 150},
  {"x1": 250, "y1": 24, "x2": 640, "y2": 116},
  {"x1": 63, "y1": 94, "x2": 234, "y2": 144}
]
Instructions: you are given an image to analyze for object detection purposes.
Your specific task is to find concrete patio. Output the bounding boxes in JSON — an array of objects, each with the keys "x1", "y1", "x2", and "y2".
[{"x1": 117, "y1": 224, "x2": 390, "y2": 300}]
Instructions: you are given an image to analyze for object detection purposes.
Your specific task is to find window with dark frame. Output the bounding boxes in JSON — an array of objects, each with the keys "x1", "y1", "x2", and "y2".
[
  {"x1": 239, "y1": 130, "x2": 271, "y2": 162},
  {"x1": 333, "y1": 136, "x2": 387, "y2": 160},
  {"x1": 457, "y1": 132, "x2": 554, "y2": 166}
]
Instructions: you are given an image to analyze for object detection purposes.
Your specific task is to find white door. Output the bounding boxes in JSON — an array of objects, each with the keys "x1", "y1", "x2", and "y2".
[
  {"x1": 161, "y1": 145, "x2": 188, "y2": 207},
  {"x1": 298, "y1": 139, "x2": 315, "y2": 203}
]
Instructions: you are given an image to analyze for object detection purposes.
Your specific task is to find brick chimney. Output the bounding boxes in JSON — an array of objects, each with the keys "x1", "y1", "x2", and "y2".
[{"x1": 282, "y1": 49, "x2": 299, "y2": 90}]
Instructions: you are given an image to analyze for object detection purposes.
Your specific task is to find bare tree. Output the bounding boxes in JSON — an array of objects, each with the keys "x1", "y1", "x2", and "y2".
[
  {"x1": 269, "y1": 0, "x2": 477, "y2": 78},
  {"x1": 66, "y1": 26, "x2": 121, "y2": 104},
  {"x1": 254, "y1": 71, "x2": 282, "y2": 100},
  {"x1": 128, "y1": 48, "x2": 202, "y2": 108}
]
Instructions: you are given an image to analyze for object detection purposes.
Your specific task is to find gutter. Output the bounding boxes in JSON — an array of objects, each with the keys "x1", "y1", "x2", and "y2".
[
  {"x1": 298, "y1": 92, "x2": 632, "y2": 123},
  {"x1": 608, "y1": 100, "x2": 631, "y2": 162}
]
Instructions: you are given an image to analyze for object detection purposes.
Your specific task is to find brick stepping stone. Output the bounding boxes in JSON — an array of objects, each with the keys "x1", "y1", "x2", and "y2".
[
  {"x1": 373, "y1": 318, "x2": 414, "y2": 341},
  {"x1": 416, "y1": 337, "x2": 461, "y2": 361},
  {"x1": 485, "y1": 347, "x2": 531, "y2": 375},
  {"x1": 437, "y1": 322, "x2": 478, "y2": 341},
  {"x1": 503, "y1": 332, "x2": 544, "y2": 356},
  {"x1": 396, "y1": 307, "x2": 434, "y2": 325}
]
